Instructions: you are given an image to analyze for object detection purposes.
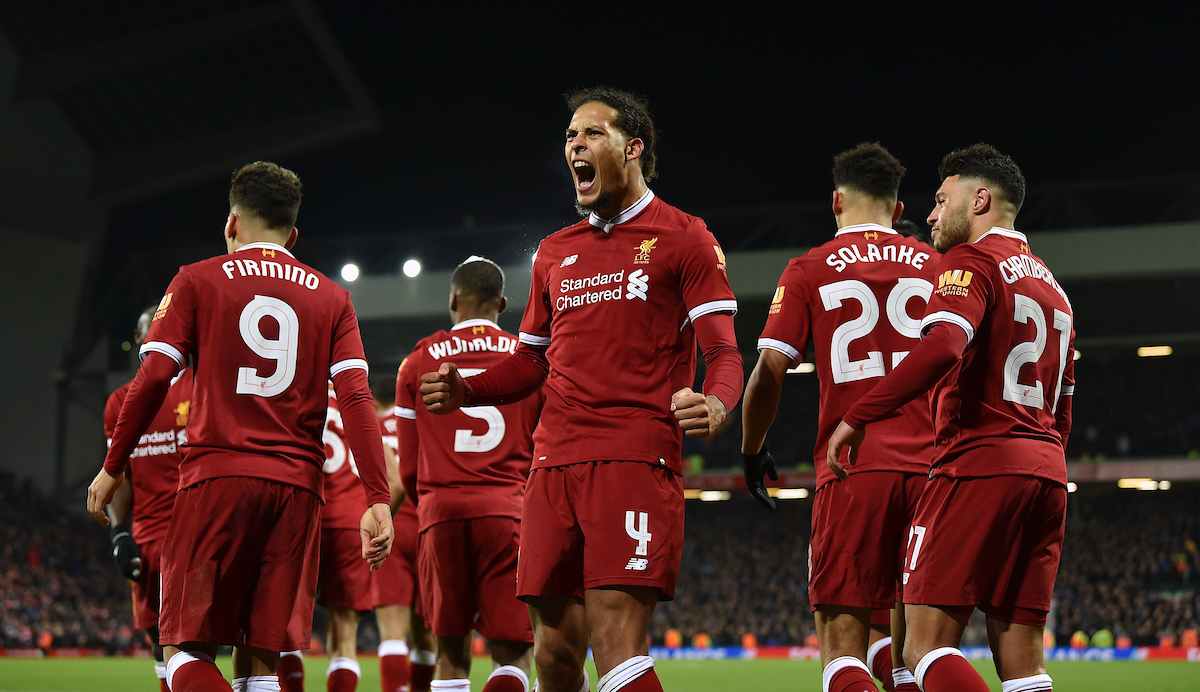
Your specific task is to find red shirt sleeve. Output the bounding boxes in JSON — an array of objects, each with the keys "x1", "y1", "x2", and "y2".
[
  {"x1": 678, "y1": 220, "x2": 738, "y2": 326},
  {"x1": 757, "y1": 257, "x2": 813, "y2": 364},
  {"x1": 139, "y1": 271, "x2": 197, "y2": 370},
  {"x1": 395, "y1": 354, "x2": 420, "y2": 505},
  {"x1": 460, "y1": 343, "x2": 549, "y2": 406},
  {"x1": 919, "y1": 245, "x2": 996, "y2": 346},
  {"x1": 842, "y1": 322, "x2": 969, "y2": 429},
  {"x1": 693, "y1": 312, "x2": 743, "y2": 414},
  {"x1": 517, "y1": 242, "x2": 553, "y2": 347},
  {"x1": 329, "y1": 295, "x2": 388, "y2": 507}
]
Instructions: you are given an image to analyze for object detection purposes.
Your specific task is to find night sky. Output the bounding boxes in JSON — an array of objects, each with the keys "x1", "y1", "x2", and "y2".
[{"x1": 111, "y1": 9, "x2": 1196, "y2": 263}]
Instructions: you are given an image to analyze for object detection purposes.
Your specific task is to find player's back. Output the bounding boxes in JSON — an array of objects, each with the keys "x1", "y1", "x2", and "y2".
[
  {"x1": 403, "y1": 319, "x2": 542, "y2": 531},
  {"x1": 770, "y1": 224, "x2": 938, "y2": 485},
  {"x1": 144, "y1": 242, "x2": 365, "y2": 498},
  {"x1": 104, "y1": 370, "x2": 192, "y2": 544},
  {"x1": 923, "y1": 229, "x2": 1074, "y2": 483}
]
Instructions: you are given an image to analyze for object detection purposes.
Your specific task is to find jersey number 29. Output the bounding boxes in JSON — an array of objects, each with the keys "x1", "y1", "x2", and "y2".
[{"x1": 819, "y1": 278, "x2": 933, "y2": 384}]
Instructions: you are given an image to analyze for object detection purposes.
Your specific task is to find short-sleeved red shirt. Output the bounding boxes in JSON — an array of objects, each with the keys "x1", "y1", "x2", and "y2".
[
  {"x1": 140, "y1": 242, "x2": 374, "y2": 500},
  {"x1": 320, "y1": 388, "x2": 368, "y2": 530},
  {"x1": 758, "y1": 224, "x2": 939, "y2": 488},
  {"x1": 920, "y1": 228, "x2": 1075, "y2": 484},
  {"x1": 518, "y1": 191, "x2": 737, "y2": 474},
  {"x1": 104, "y1": 370, "x2": 192, "y2": 544},
  {"x1": 396, "y1": 319, "x2": 542, "y2": 532}
]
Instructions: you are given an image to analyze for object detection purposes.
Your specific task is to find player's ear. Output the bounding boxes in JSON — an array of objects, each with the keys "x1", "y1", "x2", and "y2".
[
  {"x1": 497, "y1": 296, "x2": 507, "y2": 315},
  {"x1": 831, "y1": 190, "x2": 843, "y2": 216},
  {"x1": 625, "y1": 137, "x2": 644, "y2": 163},
  {"x1": 449, "y1": 292, "x2": 459, "y2": 313},
  {"x1": 284, "y1": 226, "x2": 298, "y2": 249},
  {"x1": 974, "y1": 188, "x2": 992, "y2": 216},
  {"x1": 225, "y1": 213, "x2": 237, "y2": 240},
  {"x1": 892, "y1": 200, "x2": 904, "y2": 224}
]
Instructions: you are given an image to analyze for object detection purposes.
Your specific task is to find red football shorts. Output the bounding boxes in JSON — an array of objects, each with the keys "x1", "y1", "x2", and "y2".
[
  {"x1": 158, "y1": 477, "x2": 321, "y2": 651},
  {"x1": 809, "y1": 471, "x2": 926, "y2": 611},
  {"x1": 419, "y1": 516, "x2": 533, "y2": 642},
  {"x1": 517, "y1": 461, "x2": 684, "y2": 600},
  {"x1": 372, "y1": 507, "x2": 419, "y2": 610},
  {"x1": 318, "y1": 528, "x2": 374, "y2": 611},
  {"x1": 902, "y1": 475, "x2": 1067, "y2": 626},
  {"x1": 130, "y1": 538, "x2": 164, "y2": 630}
]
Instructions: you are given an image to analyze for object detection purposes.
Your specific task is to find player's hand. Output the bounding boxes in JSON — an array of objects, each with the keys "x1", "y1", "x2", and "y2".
[
  {"x1": 110, "y1": 527, "x2": 144, "y2": 581},
  {"x1": 672, "y1": 388, "x2": 727, "y2": 438},
  {"x1": 361, "y1": 503, "x2": 394, "y2": 572},
  {"x1": 742, "y1": 447, "x2": 779, "y2": 511},
  {"x1": 826, "y1": 421, "x2": 866, "y2": 481},
  {"x1": 86, "y1": 469, "x2": 124, "y2": 525},
  {"x1": 420, "y1": 362, "x2": 465, "y2": 415}
]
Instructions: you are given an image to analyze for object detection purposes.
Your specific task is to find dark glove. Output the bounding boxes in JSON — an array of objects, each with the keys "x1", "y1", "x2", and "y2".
[
  {"x1": 111, "y1": 522, "x2": 144, "y2": 581},
  {"x1": 742, "y1": 447, "x2": 779, "y2": 511}
]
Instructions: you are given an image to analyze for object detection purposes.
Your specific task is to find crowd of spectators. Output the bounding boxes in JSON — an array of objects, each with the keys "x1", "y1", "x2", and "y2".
[
  {"x1": 0, "y1": 472, "x2": 135, "y2": 651},
  {"x1": 653, "y1": 485, "x2": 1200, "y2": 648}
]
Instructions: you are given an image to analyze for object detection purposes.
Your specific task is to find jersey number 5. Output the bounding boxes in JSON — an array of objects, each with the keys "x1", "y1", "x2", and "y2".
[
  {"x1": 236, "y1": 295, "x2": 299, "y2": 398},
  {"x1": 819, "y1": 278, "x2": 933, "y2": 384},
  {"x1": 454, "y1": 368, "x2": 507, "y2": 453}
]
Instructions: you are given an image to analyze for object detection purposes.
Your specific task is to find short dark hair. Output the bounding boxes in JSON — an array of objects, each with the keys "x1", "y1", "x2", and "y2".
[
  {"x1": 451, "y1": 256, "x2": 505, "y2": 303},
  {"x1": 229, "y1": 161, "x2": 303, "y2": 231},
  {"x1": 565, "y1": 86, "x2": 658, "y2": 181},
  {"x1": 372, "y1": 377, "x2": 395, "y2": 406},
  {"x1": 832, "y1": 142, "x2": 906, "y2": 200},
  {"x1": 938, "y1": 143, "x2": 1026, "y2": 213}
]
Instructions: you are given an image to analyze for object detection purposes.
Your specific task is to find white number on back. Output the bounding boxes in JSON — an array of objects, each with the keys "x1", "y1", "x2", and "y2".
[
  {"x1": 236, "y1": 295, "x2": 299, "y2": 398},
  {"x1": 453, "y1": 368, "x2": 507, "y2": 453},
  {"x1": 1003, "y1": 293, "x2": 1072, "y2": 411},
  {"x1": 819, "y1": 278, "x2": 934, "y2": 384},
  {"x1": 322, "y1": 406, "x2": 360, "y2": 477}
]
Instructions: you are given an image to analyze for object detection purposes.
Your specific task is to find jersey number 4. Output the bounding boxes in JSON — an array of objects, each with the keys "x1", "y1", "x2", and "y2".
[
  {"x1": 454, "y1": 368, "x2": 507, "y2": 453},
  {"x1": 818, "y1": 278, "x2": 933, "y2": 384}
]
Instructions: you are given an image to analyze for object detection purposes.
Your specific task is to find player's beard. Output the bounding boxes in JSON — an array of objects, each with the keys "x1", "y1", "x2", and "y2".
[
  {"x1": 575, "y1": 191, "x2": 613, "y2": 218},
  {"x1": 934, "y1": 203, "x2": 972, "y2": 252}
]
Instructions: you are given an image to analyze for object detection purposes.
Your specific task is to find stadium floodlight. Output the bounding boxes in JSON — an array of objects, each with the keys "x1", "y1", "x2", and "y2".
[
  {"x1": 1137, "y1": 345, "x2": 1173, "y2": 357},
  {"x1": 531, "y1": 252, "x2": 538, "y2": 264},
  {"x1": 698, "y1": 490, "x2": 732, "y2": 502},
  {"x1": 772, "y1": 488, "x2": 809, "y2": 499},
  {"x1": 1073, "y1": 349, "x2": 1082, "y2": 361},
  {"x1": 787, "y1": 362, "x2": 816, "y2": 374},
  {"x1": 1159, "y1": 480, "x2": 1172, "y2": 490},
  {"x1": 403, "y1": 259, "x2": 422, "y2": 277},
  {"x1": 1117, "y1": 477, "x2": 1154, "y2": 489},
  {"x1": 341, "y1": 263, "x2": 360, "y2": 282},
  {"x1": 1067, "y1": 482, "x2": 1078, "y2": 493}
]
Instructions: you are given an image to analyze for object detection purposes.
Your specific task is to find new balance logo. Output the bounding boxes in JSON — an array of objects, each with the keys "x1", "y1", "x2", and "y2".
[
  {"x1": 626, "y1": 269, "x2": 649, "y2": 301},
  {"x1": 625, "y1": 557, "x2": 648, "y2": 571},
  {"x1": 560, "y1": 254, "x2": 578, "y2": 267}
]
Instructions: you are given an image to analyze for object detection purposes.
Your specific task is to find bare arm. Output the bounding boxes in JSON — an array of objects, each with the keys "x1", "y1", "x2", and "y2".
[{"x1": 740, "y1": 348, "x2": 791, "y2": 455}]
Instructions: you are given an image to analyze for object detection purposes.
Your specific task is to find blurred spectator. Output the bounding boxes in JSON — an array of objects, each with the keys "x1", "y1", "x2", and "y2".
[{"x1": 0, "y1": 472, "x2": 135, "y2": 651}]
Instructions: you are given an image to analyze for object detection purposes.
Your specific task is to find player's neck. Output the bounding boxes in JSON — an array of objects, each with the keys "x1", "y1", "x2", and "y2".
[
  {"x1": 835, "y1": 211, "x2": 892, "y2": 230},
  {"x1": 596, "y1": 177, "x2": 649, "y2": 220},
  {"x1": 968, "y1": 214, "x2": 1016, "y2": 243},
  {"x1": 229, "y1": 231, "x2": 288, "y2": 253},
  {"x1": 454, "y1": 312, "x2": 499, "y2": 326}
]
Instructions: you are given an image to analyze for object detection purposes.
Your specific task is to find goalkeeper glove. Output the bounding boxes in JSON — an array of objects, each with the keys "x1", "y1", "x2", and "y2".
[
  {"x1": 110, "y1": 521, "x2": 144, "y2": 581},
  {"x1": 742, "y1": 447, "x2": 778, "y2": 511}
]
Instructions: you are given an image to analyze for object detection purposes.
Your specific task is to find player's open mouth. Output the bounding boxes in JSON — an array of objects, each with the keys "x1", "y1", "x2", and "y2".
[{"x1": 573, "y1": 160, "x2": 595, "y2": 192}]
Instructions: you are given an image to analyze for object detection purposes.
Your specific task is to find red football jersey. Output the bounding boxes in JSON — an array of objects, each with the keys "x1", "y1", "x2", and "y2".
[
  {"x1": 396, "y1": 319, "x2": 542, "y2": 531},
  {"x1": 518, "y1": 191, "x2": 737, "y2": 474},
  {"x1": 140, "y1": 241, "x2": 385, "y2": 503},
  {"x1": 381, "y1": 409, "x2": 419, "y2": 523},
  {"x1": 104, "y1": 369, "x2": 192, "y2": 544},
  {"x1": 920, "y1": 228, "x2": 1075, "y2": 484},
  {"x1": 320, "y1": 388, "x2": 368, "y2": 530},
  {"x1": 759, "y1": 224, "x2": 940, "y2": 488}
]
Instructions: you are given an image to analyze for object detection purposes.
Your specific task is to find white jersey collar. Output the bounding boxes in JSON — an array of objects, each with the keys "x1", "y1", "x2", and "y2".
[
  {"x1": 588, "y1": 189, "x2": 655, "y2": 234},
  {"x1": 236, "y1": 241, "x2": 295, "y2": 258},
  {"x1": 452, "y1": 318, "x2": 501, "y2": 331},
  {"x1": 975, "y1": 227, "x2": 1027, "y2": 244},
  {"x1": 834, "y1": 222, "x2": 899, "y2": 238}
]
